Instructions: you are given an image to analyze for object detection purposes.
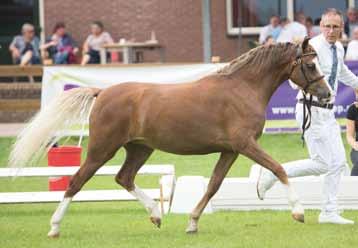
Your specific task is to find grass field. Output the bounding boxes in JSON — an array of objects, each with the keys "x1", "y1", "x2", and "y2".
[{"x1": 1, "y1": 134, "x2": 358, "y2": 248}]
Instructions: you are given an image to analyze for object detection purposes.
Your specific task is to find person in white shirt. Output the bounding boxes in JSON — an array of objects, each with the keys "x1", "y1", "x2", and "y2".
[
  {"x1": 277, "y1": 17, "x2": 307, "y2": 43},
  {"x1": 257, "y1": 8, "x2": 358, "y2": 225},
  {"x1": 259, "y1": 15, "x2": 281, "y2": 44},
  {"x1": 345, "y1": 27, "x2": 358, "y2": 60}
]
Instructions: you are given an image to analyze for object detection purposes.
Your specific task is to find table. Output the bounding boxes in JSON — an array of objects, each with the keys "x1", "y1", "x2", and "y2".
[{"x1": 100, "y1": 42, "x2": 165, "y2": 64}]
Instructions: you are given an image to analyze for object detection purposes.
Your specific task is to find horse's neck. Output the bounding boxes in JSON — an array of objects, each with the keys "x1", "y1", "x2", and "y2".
[{"x1": 229, "y1": 65, "x2": 289, "y2": 107}]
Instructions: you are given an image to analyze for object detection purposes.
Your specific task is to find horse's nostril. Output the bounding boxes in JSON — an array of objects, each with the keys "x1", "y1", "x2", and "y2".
[{"x1": 327, "y1": 92, "x2": 331, "y2": 98}]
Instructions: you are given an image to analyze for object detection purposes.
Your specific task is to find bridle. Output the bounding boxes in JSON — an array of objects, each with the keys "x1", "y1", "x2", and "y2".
[{"x1": 289, "y1": 46, "x2": 325, "y2": 144}]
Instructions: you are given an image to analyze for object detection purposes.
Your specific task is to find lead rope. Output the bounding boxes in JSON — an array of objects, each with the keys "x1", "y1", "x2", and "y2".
[{"x1": 301, "y1": 92, "x2": 312, "y2": 146}]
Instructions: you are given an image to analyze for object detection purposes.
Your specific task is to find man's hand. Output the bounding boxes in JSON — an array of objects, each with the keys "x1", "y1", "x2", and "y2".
[{"x1": 12, "y1": 48, "x2": 21, "y2": 58}]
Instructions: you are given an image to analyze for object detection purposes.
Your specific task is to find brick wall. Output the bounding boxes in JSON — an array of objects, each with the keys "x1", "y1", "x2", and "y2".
[{"x1": 44, "y1": 0, "x2": 253, "y2": 63}]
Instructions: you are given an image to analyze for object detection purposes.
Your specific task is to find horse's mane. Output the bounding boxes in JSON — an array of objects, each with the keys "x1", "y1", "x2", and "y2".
[{"x1": 217, "y1": 43, "x2": 296, "y2": 75}]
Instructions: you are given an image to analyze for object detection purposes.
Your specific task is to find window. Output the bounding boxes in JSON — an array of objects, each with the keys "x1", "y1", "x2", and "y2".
[
  {"x1": 226, "y1": 0, "x2": 351, "y2": 35},
  {"x1": 227, "y1": 0, "x2": 287, "y2": 35},
  {"x1": 294, "y1": 0, "x2": 348, "y2": 24}
]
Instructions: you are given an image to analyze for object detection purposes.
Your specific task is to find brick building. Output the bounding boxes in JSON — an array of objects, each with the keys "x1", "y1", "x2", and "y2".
[
  {"x1": 42, "y1": 0, "x2": 245, "y2": 63},
  {"x1": 0, "y1": 0, "x2": 356, "y2": 64}
]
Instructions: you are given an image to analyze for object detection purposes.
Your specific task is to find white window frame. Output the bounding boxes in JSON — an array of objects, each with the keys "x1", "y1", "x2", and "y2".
[{"x1": 226, "y1": 0, "x2": 354, "y2": 36}]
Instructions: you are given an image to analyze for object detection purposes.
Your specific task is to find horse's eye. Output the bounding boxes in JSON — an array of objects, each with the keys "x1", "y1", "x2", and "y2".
[{"x1": 307, "y1": 63, "x2": 315, "y2": 69}]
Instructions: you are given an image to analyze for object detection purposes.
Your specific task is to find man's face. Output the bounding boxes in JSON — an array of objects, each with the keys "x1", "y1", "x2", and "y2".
[
  {"x1": 353, "y1": 28, "x2": 358, "y2": 40},
  {"x1": 270, "y1": 16, "x2": 280, "y2": 27},
  {"x1": 23, "y1": 28, "x2": 35, "y2": 40},
  {"x1": 320, "y1": 14, "x2": 342, "y2": 44},
  {"x1": 347, "y1": 10, "x2": 358, "y2": 22}
]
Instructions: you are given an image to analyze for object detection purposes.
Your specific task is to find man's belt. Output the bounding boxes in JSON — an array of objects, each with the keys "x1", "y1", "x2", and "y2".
[{"x1": 298, "y1": 99, "x2": 333, "y2": 109}]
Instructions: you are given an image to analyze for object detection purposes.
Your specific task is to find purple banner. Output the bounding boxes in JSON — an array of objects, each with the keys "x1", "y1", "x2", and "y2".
[{"x1": 266, "y1": 61, "x2": 358, "y2": 120}]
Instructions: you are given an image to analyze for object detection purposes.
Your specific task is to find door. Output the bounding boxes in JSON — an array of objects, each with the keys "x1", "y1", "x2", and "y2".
[{"x1": 0, "y1": 0, "x2": 40, "y2": 65}]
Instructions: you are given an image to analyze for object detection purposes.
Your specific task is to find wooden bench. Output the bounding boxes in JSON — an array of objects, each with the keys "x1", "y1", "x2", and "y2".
[
  {"x1": 0, "y1": 65, "x2": 43, "y2": 83},
  {"x1": 0, "y1": 65, "x2": 43, "y2": 122}
]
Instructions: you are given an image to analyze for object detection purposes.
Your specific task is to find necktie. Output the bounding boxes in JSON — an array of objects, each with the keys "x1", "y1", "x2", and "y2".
[{"x1": 328, "y1": 44, "x2": 338, "y2": 90}]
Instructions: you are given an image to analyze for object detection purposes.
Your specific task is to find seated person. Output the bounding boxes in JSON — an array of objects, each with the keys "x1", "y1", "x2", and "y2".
[
  {"x1": 346, "y1": 89, "x2": 358, "y2": 176},
  {"x1": 258, "y1": 15, "x2": 281, "y2": 44},
  {"x1": 41, "y1": 22, "x2": 79, "y2": 64},
  {"x1": 345, "y1": 27, "x2": 358, "y2": 60},
  {"x1": 277, "y1": 17, "x2": 307, "y2": 43},
  {"x1": 9, "y1": 23, "x2": 41, "y2": 66},
  {"x1": 81, "y1": 21, "x2": 113, "y2": 65}
]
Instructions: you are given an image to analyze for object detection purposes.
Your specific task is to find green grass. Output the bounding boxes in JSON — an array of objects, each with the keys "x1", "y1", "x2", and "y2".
[{"x1": 0, "y1": 134, "x2": 357, "y2": 248}]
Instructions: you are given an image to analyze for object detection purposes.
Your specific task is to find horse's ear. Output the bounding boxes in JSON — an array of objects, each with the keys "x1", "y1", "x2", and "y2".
[{"x1": 301, "y1": 36, "x2": 310, "y2": 51}]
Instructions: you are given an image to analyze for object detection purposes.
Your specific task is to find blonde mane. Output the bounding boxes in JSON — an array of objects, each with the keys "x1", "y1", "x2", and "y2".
[{"x1": 217, "y1": 43, "x2": 296, "y2": 75}]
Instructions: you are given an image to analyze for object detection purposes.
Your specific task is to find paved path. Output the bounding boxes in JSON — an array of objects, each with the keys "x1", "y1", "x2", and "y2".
[{"x1": 0, "y1": 123, "x2": 25, "y2": 137}]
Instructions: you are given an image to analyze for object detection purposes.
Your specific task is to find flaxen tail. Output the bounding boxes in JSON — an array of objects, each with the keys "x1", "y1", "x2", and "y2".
[{"x1": 9, "y1": 87, "x2": 101, "y2": 169}]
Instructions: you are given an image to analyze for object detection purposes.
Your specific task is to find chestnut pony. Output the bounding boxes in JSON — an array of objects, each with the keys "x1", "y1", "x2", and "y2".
[{"x1": 10, "y1": 38, "x2": 331, "y2": 237}]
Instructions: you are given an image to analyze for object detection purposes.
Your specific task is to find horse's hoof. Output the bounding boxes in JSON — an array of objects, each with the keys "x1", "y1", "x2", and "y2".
[
  {"x1": 186, "y1": 227, "x2": 198, "y2": 234},
  {"x1": 47, "y1": 231, "x2": 60, "y2": 238},
  {"x1": 292, "y1": 213, "x2": 305, "y2": 223},
  {"x1": 150, "y1": 216, "x2": 161, "y2": 228}
]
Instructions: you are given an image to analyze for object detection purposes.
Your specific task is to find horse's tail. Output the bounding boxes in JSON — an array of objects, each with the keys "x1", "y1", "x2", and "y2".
[{"x1": 9, "y1": 87, "x2": 101, "y2": 169}]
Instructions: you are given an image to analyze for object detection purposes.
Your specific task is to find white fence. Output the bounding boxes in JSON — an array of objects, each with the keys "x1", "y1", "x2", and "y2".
[
  {"x1": 0, "y1": 165, "x2": 175, "y2": 214},
  {"x1": 170, "y1": 161, "x2": 358, "y2": 213}
]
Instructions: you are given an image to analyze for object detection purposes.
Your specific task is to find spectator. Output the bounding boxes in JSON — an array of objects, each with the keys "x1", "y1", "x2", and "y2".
[
  {"x1": 306, "y1": 17, "x2": 320, "y2": 38},
  {"x1": 345, "y1": 27, "x2": 358, "y2": 60},
  {"x1": 346, "y1": 89, "x2": 358, "y2": 176},
  {"x1": 81, "y1": 21, "x2": 114, "y2": 65},
  {"x1": 277, "y1": 17, "x2": 307, "y2": 43},
  {"x1": 344, "y1": 7, "x2": 358, "y2": 39},
  {"x1": 258, "y1": 15, "x2": 281, "y2": 44},
  {"x1": 9, "y1": 23, "x2": 41, "y2": 66},
  {"x1": 295, "y1": 11, "x2": 306, "y2": 25},
  {"x1": 41, "y1": 22, "x2": 79, "y2": 64}
]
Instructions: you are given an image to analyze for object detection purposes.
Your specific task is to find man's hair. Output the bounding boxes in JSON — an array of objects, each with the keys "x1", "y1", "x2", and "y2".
[
  {"x1": 21, "y1": 23, "x2": 34, "y2": 32},
  {"x1": 321, "y1": 8, "x2": 344, "y2": 22}
]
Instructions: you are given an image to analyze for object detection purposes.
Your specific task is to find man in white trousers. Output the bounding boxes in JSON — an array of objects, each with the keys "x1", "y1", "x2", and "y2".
[{"x1": 257, "y1": 8, "x2": 358, "y2": 224}]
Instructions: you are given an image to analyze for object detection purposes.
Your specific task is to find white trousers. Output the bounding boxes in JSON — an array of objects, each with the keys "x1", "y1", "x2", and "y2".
[{"x1": 279, "y1": 103, "x2": 347, "y2": 213}]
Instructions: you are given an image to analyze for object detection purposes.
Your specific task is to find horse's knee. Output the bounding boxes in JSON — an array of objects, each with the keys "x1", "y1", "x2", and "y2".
[{"x1": 115, "y1": 173, "x2": 134, "y2": 191}]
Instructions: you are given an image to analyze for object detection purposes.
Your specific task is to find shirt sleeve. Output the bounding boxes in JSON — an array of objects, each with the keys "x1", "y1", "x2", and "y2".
[
  {"x1": 259, "y1": 26, "x2": 268, "y2": 44},
  {"x1": 104, "y1": 32, "x2": 114, "y2": 43},
  {"x1": 338, "y1": 62, "x2": 358, "y2": 89},
  {"x1": 10, "y1": 36, "x2": 19, "y2": 48},
  {"x1": 347, "y1": 104, "x2": 358, "y2": 120}
]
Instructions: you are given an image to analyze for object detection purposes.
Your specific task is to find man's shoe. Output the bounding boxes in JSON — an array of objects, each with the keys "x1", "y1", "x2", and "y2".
[
  {"x1": 256, "y1": 167, "x2": 276, "y2": 200},
  {"x1": 318, "y1": 213, "x2": 354, "y2": 225}
]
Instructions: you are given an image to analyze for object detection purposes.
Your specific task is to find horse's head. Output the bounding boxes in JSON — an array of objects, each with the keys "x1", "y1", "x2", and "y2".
[{"x1": 288, "y1": 37, "x2": 331, "y2": 103}]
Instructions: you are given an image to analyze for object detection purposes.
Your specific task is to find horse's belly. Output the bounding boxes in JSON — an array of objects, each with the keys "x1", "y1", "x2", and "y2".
[{"x1": 133, "y1": 135, "x2": 230, "y2": 155}]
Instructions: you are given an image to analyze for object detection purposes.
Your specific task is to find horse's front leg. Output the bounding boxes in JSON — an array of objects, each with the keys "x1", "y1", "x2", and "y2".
[
  {"x1": 240, "y1": 139, "x2": 305, "y2": 223},
  {"x1": 186, "y1": 152, "x2": 238, "y2": 233}
]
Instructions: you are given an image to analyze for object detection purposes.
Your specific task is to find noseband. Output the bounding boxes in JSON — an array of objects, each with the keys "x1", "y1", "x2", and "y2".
[{"x1": 290, "y1": 47, "x2": 325, "y2": 145}]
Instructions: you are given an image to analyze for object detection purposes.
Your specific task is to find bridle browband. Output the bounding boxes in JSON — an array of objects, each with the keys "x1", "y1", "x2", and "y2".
[{"x1": 289, "y1": 46, "x2": 325, "y2": 145}]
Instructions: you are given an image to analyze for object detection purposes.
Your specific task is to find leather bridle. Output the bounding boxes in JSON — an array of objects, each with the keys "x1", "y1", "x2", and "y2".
[
  {"x1": 289, "y1": 47, "x2": 325, "y2": 92},
  {"x1": 289, "y1": 46, "x2": 325, "y2": 145}
]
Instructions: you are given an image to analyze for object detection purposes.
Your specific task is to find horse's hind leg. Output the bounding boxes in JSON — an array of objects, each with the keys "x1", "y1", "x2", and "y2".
[
  {"x1": 186, "y1": 152, "x2": 238, "y2": 233},
  {"x1": 240, "y1": 139, "x2": 304, "y2": 223},
  {"x1": 47, "y1": 140, "x2": 122, "y2": 238},
  {"x1": 114, "y1": 143, "x2": 161, "y2": 227}
]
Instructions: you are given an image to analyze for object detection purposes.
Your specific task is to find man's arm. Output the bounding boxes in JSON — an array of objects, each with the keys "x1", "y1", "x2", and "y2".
[
  {"x1": 9, "y1": 36, "x2": 20, "y2": 59},
  {"x1": 338, "y1": 63, "x2": 358, "y2": 89}
]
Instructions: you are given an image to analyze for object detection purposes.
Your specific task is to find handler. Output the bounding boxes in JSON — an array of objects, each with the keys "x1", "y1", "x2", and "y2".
[{"x1": 257, "y1": 8, "x2": 358, "y2": 225}]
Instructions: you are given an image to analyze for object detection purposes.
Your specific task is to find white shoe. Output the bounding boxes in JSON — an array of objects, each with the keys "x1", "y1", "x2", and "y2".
[
  {"x1": 318, "y1": 213, "x2": 354, "y2": 225},
  {"x1": 256, "y1": 167, "x2": 276, "y2": 200}
]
